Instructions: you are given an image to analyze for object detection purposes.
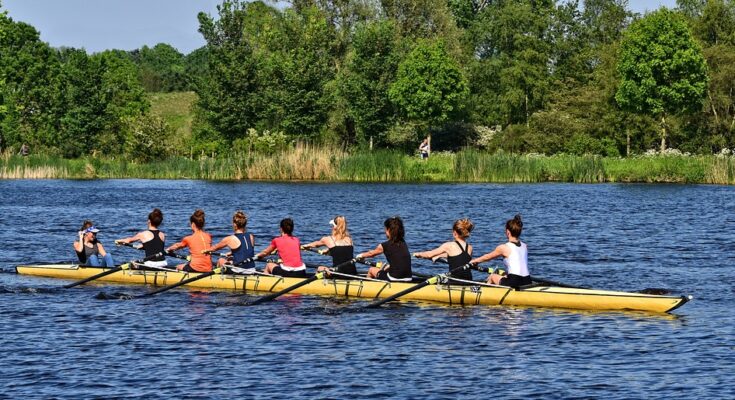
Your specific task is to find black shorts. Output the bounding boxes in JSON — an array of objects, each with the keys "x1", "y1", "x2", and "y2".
[
  {"x1": 272, "y1": 266, "x2": 307, "y2": 278},
  {"x1": 499, "y1": 274, "x2": 532, "y2": 288},
  {"x1": 181, "y1": 263, "x2": 196, "y2": 272},
  {"x1": 375, "y1": 269, "x2": 412, "y2": 282}
]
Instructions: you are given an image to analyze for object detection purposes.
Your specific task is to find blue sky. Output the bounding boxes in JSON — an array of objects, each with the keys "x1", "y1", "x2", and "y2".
[{"x1": 3, "y1": 0, "x2": 679, "y2": 54}]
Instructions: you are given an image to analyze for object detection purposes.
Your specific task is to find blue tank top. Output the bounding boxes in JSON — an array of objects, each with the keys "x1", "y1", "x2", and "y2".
[{"x1": 231, "y1": 232, "x2": 255, "y2": 268}]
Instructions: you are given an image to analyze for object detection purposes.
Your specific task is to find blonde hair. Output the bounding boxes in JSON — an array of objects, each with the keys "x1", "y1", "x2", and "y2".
[
  {"x1": 331, "y1": 215, "x2": 350, "y2": 240},
  {"x1": 453, "y1": 218, "x2": 474, "y2": 239}
]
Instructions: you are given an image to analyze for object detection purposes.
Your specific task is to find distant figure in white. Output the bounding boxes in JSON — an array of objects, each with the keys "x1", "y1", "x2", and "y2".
[{"x1": 419, "y1": 137, "x2": 430, "y2": 160}]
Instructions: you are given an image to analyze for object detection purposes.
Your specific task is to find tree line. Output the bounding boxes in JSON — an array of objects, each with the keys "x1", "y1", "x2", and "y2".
[{"x1": 2, "y1": 0, "x2": 734, "y2": 160}]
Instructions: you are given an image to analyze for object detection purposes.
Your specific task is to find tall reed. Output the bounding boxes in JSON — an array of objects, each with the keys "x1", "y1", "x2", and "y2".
[{"x1": 1, "y1": 149, "x2": 733, "y2": 184}]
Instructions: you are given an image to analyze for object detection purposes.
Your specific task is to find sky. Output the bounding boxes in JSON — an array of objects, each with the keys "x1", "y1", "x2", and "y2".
[{"x1": 2, "y1": 0, "x2": 679, "y2": 55}]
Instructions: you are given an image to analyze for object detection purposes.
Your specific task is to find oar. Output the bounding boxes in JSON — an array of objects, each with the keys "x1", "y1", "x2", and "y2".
[
  {"x1": 247, "y1": 258, "x2": 358, "y2": 305},
  {"x1": 64, "y1": 252, "x2": 164, "y2": 289},
  {"x1": 363, "y1": 263, "x2": 474, "y2": 308}
]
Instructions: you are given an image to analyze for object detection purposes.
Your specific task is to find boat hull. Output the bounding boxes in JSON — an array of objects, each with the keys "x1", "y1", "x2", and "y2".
[{"x1": 15, "y1": 264, "x2": 689, "y2": 313}]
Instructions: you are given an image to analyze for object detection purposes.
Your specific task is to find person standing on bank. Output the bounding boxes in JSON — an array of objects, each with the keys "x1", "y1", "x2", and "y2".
[
  {"x1": 419, "y1": 137, "x2": 430, "y2": 160},
  {"x1": 469, "y1": 214, "x2": 532, "y2": 288},
  {"x1": 74, "y1": 220, "x2": 115, "y2": 267}
]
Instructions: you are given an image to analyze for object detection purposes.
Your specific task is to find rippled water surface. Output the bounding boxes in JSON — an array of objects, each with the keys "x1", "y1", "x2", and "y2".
[{"x1": 1, "y1": 180, "x2": 733, "y2": 399}]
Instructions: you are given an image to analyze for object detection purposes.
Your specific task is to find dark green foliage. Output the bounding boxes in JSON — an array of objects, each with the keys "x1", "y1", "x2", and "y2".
[
  {"x1": 338, "y1": 20, "x2": 400, "y2": 146},
  {"x1": 616, "y1": 8, "x2": 709, "y2": 151},
  {"x1": 131, "y1": 43, "x2": 187, "y2": 92},
  {"x1": 0, "y1": 5, "x2": 148, "y2": 157},
  {"x1": 4, "y1": 0, "x2": 735, "y2": 159},
  {"x1": 388, "y1": 40, "x2": 469, "y2": 128}
]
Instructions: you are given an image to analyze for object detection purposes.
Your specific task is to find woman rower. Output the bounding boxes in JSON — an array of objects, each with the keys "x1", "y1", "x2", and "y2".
[
  {"x1": 357, "y1": 216, "x2": 412, "y2": 281},
  {"x1": 73, "y1": 220, "x2": 115, "y2": 267},
  {"x1": 414, "y1": 218, "x2": 474, "y2": 281},
  {"x1": 302, "y1": 215, "x2": 356, "y2": 276},
  {"x1": 256, "y1": 218, "x2": 306, "y2": 277},
  {"x1": 469, "y1": 214, "x2": 532, "y2": 288},
  {"x1": 204, "y1": 210, "x2": 256, "y2": 269},
  {"x1": 115, "y1": 208, "x2": 167, "y2": 269},
  {"x1": 166, "y1": 209, "x2": 213, "y2": 272}
]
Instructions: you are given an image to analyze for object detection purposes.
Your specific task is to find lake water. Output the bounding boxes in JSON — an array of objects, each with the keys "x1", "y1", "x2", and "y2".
[{"x1": 0, "y1": 180, "x2": 733, "y2": 399}]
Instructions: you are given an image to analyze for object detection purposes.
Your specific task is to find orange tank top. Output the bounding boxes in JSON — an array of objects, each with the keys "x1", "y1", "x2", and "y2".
[{"x1": 182, "y1": 231, "x2": 213, "y2": 272}]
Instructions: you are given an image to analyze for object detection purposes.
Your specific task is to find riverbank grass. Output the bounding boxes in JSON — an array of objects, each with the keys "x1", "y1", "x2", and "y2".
[{"x1": 1, "y1": 149, "x2": 733, "y2": 184}]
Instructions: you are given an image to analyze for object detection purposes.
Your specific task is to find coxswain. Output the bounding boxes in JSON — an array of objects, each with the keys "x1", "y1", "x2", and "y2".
[
  {"x1": 115, "y1": 208, "x2": 167, "y2": 269},
  {"x1": 166, "y1": 209, "x2": 213, "y2": 272},
  {"x1": 414, "y1": 218, "x2": 474, "y2": 281},
  {"x1": 204, "y1": 210, "x2": 256, "y2": 269},
  {"x1": 357, "y1": 216, "x2": 412, "y2": 281},
  {"x1": 256, "y1": 218, "x2": 306, "y2": 277},
  {"x1": 469, "y1": 214, "x2": 532, "y2": 288},
  {"x1": 302, "y1": 215, "x2": 355, "y2": 276},
  {"x1": 73, "y1": 220, "x2": 114, "y2": 267}
]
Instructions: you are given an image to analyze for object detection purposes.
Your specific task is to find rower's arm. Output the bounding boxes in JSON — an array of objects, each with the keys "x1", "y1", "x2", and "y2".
[
  {"x1": 303, "y1": 237, "x2": 327, "y2": 249},
  {"x1": 256, "y1": 244, "x2": 276, "y2": 259},
  {"x1": 208, "y1": 236, "x2": 232, "y2": 252},
  {"x1": 469, "y1": 245, "x2": 505, "y2": 265},
  {"x1": 166, "y1": 240, "x2": 186, "y2": 252},
  {"x1": 414, "y1": 243, "x2": 450, "y2": 260},
  {"x1": 116, "y1": 231, "x2": 144, "y2": 245},
  {"x1": 357, "y1": 243, "x2": 383, "y2": 259}
]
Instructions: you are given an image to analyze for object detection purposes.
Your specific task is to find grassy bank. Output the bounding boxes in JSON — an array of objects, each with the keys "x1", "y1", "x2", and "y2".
[{"x1": 1, "y1": 148, "x2": 733, "y2": 184}]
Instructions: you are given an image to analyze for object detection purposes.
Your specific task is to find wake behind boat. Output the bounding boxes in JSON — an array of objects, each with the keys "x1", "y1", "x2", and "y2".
[{"x1": 14, "y1": 263, "x2": 690, "y2": 313}]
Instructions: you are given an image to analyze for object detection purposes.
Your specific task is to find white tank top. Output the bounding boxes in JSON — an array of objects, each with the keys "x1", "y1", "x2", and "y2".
[{"x1": 503, "y1": 241, "x2": 529, "y2": 277}]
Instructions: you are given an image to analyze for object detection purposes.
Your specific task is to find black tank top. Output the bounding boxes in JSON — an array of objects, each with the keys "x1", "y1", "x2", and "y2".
[
  {"x1": 381, "y1": 240, "x2": 412, "y2": 279},
  {"x1": 143, "y1": 230, "x2": 165, "y2": 261},
  {"x1": 446, "y1": 240, "x2": 472, "y2": 281},
  {"x1": 76, "y1": 239, "x2": 100, "y2": 263},
  {"x1": 327, "y1": 237, "x2": 355, "y2": 275}
]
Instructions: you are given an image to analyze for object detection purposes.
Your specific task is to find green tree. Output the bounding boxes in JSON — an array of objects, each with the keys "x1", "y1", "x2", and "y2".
[
  {"x1": 92, "y1": 50, "x2": 149, "y2": 154},
  {"x1": 616, "y1": 8, "x2": 709, "y2": 151},
  {"x1": 195, "y1": 0, "x2": 263, "y2": 144},
  {"x1": 388, "y1": 40, "x2": 468, "y2": 129},
  {"x1": 468, "y1": 0, "x2": 554, "y2": 126},
  {"x1": 0, "y1": 13, "x2": 60, "y2": 149},
  {"x1": 338, "y1": 20, "x2": 400, "y2": 146},
  {"x1": 131, "y1": 43, "x2": 187, "y2": 92}
]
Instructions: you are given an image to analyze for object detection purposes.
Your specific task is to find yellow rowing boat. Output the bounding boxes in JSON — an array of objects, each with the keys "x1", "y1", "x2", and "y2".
[{"x1": 15, "y1": 264, "x2": 690, "y2": 313}]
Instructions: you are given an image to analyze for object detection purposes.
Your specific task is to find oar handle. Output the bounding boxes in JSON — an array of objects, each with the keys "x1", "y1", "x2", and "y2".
[
  {"x1": 116, "y1": 241, "x2": 142, "y2": 250},
  {"x1": 203, "y1": 250, "x2": 230, "y2": 258},
  {"x1": 301, "y1": 246, "x2": 328, "y2": 255},
  {"x1": 165, "y1": 250, "x2": 191, "y2": 261}
]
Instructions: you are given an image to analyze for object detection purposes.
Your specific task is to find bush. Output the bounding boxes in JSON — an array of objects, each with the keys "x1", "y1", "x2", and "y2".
[
  {"x1": 233, "y1": 128, "x2": 290, "y2": 156},
  {"x1": 124, "y1": 115, "x2": 172, "y2": 162}
]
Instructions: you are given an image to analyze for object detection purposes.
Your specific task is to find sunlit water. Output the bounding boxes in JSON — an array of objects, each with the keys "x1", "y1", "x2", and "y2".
[{"x1": 1, "y1": 180, "x2": 733, "y2": 399}]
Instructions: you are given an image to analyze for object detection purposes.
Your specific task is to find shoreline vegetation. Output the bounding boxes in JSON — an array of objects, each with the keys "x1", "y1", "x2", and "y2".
[{"x1": 2, "y1": 147, "x2": 733, "y2": 185}]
